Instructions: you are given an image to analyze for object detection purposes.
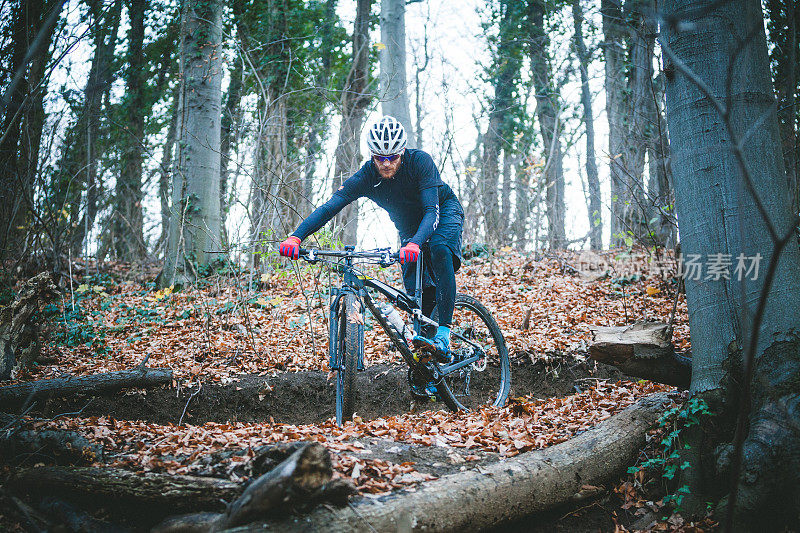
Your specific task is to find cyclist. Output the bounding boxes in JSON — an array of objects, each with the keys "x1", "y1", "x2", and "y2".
[{"x1": 278, "y1": 115, "x2": 465, "y2": 362}]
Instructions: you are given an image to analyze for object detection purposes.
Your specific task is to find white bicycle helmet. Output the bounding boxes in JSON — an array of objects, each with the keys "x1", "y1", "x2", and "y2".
[{"x1": 366, "y1": 115, "x2": 407, "y2": 156}]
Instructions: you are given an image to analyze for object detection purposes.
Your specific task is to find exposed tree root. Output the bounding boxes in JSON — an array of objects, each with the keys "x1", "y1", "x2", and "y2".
[{"x1": 0, "y1": 272, "x2": 58, "y2": 380}]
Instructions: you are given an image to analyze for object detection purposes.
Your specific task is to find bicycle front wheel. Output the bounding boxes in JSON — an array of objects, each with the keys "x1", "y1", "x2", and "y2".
[
  {"x1": 335, "y1": 292, "x2": 361, "y2": 425},
  {"x1": 438, "y1": 293, "x2": 510, "y2": 411}
]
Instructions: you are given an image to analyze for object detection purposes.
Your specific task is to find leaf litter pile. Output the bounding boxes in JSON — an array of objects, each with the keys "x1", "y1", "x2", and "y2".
[
  {"x1": 19, "y1": 249, "x2": 689, "y2": 385},
  {"x1": 5, "y1": 249, "x2": 696, "y2": 529},
  {"x1": 34, "y1": 380, "x2": 672, "y2": 495}
]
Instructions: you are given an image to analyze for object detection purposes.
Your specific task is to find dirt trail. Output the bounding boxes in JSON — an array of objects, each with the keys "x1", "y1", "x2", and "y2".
[{"x1": 29, "y1": 360, "x2": 625, "y2": 425}]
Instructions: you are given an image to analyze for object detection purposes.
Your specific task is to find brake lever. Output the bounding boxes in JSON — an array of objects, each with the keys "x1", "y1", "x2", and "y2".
[
  {"x1": 379, "y1": 251, "x2": 399, "y2": 268},
  {"x1": 299, "y1": 248, "x2": 318, "y2": 263}
]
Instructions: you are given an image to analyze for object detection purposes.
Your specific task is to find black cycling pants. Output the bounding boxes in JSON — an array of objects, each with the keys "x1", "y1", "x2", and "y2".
[{"x1": 402, "y1": 242, "x2": 458, "y2": 328}]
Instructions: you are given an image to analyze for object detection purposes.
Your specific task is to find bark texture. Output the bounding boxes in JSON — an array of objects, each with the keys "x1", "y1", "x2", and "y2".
[
  {"x1": 162, "y1": 0, "x2": 223, "y2": 286},
  {"x1": 379, "y1": 0, "x2": 415, "y2": 148},
  {"x1": 0, "y1": 429, "x2": 103, "y2": 466},
  {"x1": 225, "y1": 393, "x2": 672, "y2": 532},
  {"x1": 9, "y1": 467, "x2": 240, "y2": 514},
  {"x1": 662, "y1": 0, "x2": 800, "y2": 524}
]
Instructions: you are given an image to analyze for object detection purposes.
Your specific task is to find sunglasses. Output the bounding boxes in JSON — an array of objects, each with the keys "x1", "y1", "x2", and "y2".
[{"x1": 372, "y1": 153, "x2": 401, "y2": 163}]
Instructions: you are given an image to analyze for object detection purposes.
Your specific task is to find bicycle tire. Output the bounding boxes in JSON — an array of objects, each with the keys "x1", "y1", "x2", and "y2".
[
  {"x1": 436, "y1": 293, "x2": 511, "y2": 412},
  {"x1": 335, "y1": 292, "x2": 361, "y2": 425}
]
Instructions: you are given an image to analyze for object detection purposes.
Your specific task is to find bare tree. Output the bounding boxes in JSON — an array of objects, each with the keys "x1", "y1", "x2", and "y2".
[
  {"x1": 0, "y1": 0, "x2": 64, "y2": 262},
  {"x1": 70, "y1": 0, "x2": 124, "y2": 257},
  {"x1": 529, "y1": 0, "x2": 565, "y2": 250},
  {"x1": 482, "y1": 1, "x2": 524, "y2": 246},
  {"x1": 572, "y1": 0, "x2": 602, "y2": 250}
]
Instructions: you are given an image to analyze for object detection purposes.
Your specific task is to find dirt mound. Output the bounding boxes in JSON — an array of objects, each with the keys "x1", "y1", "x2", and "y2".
[{"x1": 28, "y1": 360, "x2": 625, "y2": 425}]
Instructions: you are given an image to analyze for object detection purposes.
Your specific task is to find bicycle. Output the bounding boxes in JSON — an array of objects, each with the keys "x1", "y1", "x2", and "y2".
[{"x1": 298, "y1": 245, "x2": 511, "y2": 426}]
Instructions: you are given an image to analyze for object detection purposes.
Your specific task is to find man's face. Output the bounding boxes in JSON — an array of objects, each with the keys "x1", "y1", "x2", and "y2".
[{"x1": 372, "y1": 150, "x2": 403, "y2": 179}]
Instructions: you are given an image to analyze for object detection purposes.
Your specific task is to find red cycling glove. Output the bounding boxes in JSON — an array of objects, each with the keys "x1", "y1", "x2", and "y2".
[
  {"x1": 279, "y1": 236, "x2": 301, "y2": 260},
  {"x1": 399, "y1": 242, "x2": 420, "y2": 264}
]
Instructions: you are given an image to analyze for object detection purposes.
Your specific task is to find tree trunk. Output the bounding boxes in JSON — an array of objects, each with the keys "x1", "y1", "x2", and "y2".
[
  {"x1": 71, "y1": 0, "x2": 123, "y2": 257},
  {"x1": 153, "y1": 442, "x2": 348, "y2": 532},
  {"x1": 529, "y1": 0, "x2": 565, "y2": 250},
  {"x1": 157, "y1": 90, "x2": 179, "y2": 256},
  {"x1": 332, "y1": 0, "x2": 372, "y2": 246},
  {"x1": 601, "y1": 0, "x2": 628, "y2": 246},
  {"x1": 162, "y1": 0, "x2": 223, "y2": 287},
  {"x1": 482, "y1": 1, "x2": 523, "y2": 246},
  {"x1": 0, "y1": 367, "x2": 173, "y2": 405},
  {"x1": 662, "y1": 0, "x2": 800, "y2": 524},
  {"x1": 572, "y1": 0, "x2": 602, "y2": 250},
  {"x1": 501, "y1": 150, "x2": 513, "y2": 240},
  {"x1": 379, "y1": 0, "x2": 415, "y2": 148},
  {"x1": 623, "y1": 1, "x2": 655, "y2": 242},
  {"x1": 514, "y1": 163, "x2": 530, "y2": 250},
  {"x1": 646, "y1": 74, "x2": 676, "y2": 248},
  {"x1": 114, "y1": 0, "x2": 148, "y2": 262},
  {"x1": 1, "y1": 429, "x2": 103, "y2": 466},
  {"x1": 765, "y1": 0, "x2": 799, "y2": 215},
  {"x1": 225, "y1": 393, "x2": 671, "y2": 532},
  {"x1": 220, "y1": 54, "x2": 244, "y2": 233},
  {"x1": 0, "y1": 0, "x2": 62, "y2": 262},
  {"x1": 302, "y1": 0, "x2": 337, "y2": 222}
]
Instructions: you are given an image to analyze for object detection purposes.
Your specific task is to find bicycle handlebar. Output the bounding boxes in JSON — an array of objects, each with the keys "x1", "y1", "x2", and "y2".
[{"x1": 299, "y1": 247, "x2": 400, "y2": 266}]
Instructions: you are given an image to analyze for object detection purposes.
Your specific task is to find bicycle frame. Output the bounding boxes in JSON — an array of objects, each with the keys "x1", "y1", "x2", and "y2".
[{"x1": 304, "y1": 247, "x2": 485, "y2": 378}]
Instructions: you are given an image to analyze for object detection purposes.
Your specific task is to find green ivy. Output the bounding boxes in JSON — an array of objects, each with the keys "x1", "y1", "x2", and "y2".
[{"x1": 627, "y1": 397, "x2": 714, "y2": 512}]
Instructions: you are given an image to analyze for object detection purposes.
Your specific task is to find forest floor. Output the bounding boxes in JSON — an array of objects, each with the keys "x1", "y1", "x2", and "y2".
[{"x1": 1, "y1": 249, "x2": 718, "y2": 531}]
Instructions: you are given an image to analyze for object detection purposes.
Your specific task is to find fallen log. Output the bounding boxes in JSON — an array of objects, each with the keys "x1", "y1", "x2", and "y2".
[
  {"x1": 0, "y1": 367, "x2": 173, "y2": 405},
  {"x1": 153, "y1": 442, "x2": 356, "y2": 533},
  {"x1": 1, "y1": 428, "x2": 103, "y2": 466},
  {"x1": 36, "y1": 497, "x2": 121, "y2": 533},
  {"x1": 8, "y1": 466, "x2": 240, "y2": 515},
  {"x1": 589, "y1": 322, "x2": 691, "y2": 388},
  {"x1": 223, "y1": 392, "x2": 672, "y2": 533}
]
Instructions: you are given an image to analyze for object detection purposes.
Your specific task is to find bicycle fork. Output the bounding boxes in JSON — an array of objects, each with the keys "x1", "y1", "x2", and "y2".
[{"x1": 328, "y1": 287, "x2": 365, "y2": 371}]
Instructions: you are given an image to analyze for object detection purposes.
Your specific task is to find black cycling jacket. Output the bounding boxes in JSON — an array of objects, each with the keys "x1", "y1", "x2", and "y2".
[{"x1": 292, "y1": 148, "x2": 463, "y2": 245}]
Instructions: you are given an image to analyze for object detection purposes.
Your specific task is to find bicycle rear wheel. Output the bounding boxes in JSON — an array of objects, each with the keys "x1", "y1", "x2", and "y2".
[
  {"x1": 436, "y1": 293, "x2": 510, "y2": 411},
  {"x1": 335, "y1": 292, "x2": 361, "y2": 425}
]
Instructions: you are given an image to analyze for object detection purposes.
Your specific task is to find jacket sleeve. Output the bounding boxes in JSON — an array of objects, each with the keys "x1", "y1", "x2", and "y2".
[{"x1": 408, "y1": 186, "x2": 439, "y2": 245}]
